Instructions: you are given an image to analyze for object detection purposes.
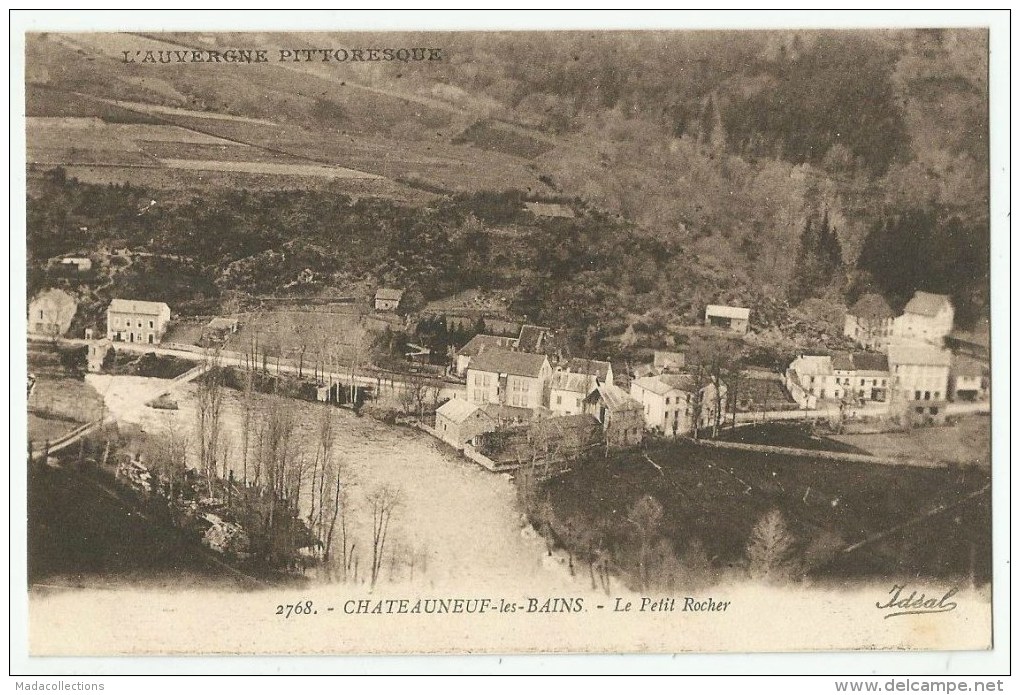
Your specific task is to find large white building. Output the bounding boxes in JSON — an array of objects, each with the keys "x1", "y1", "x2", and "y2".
[
  {"x1": 843, "y1": 293, "x2": 895, "y2": 350},
  {"x1": 466, "y1": 349, "x2": 552, "y2": 410},
  {"x1": 887, "y1": 343, "x2": 952, "y2": 403},
  {"x1": 785, "y1": 352, "x2": 891, "y2": 409},
  {"x1": 893, "y1": 291, "x2": 954, "y2": 346},
  {"x1": 107, "y1": 299, "x2": 171, "y2": 344}
]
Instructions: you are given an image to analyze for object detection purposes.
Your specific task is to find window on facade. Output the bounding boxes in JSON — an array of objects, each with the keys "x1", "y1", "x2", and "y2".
[
  {"x1": 38, "y1": 310, "x2": 43, "y2": 319},
  {"x1": 924, "y1": 391, "x2": 931, "y2": 400},
  {"x1": 149, "y1": 321, "x2": 154, "y2": 329},
  {"x1": 665, "y1": 397, "x2": 671, "y2": 405},
  {"x1": 556, "y1": 395, "x2": 562, "y2": 405},
  {"x1": 915, "y1": 391, "x2": 921, "y2": 400},
  {"x1": 934, "y1": 392, "x2": 940, "y2": 400}
]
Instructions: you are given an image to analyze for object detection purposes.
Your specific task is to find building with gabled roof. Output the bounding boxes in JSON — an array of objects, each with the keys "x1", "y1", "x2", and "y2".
[
  {"x1": 893, "y1": 291, "x2": 954, "y2": 346},
  {"x1": 584, "y1": 382, "x2": 644, "y2": 447},
  {"x1": 949, "y1": 355, "x2": 988, "y2": 402},
  {"x1": 562, "y1": 357, "x2": 613, "y2": 384},
  {"x1": 705, "y1": 304, "x2": 751, "y2": 334},
  {"x1": 435, "y1": 398, "x2": 498, "y2": 447},
  {"x1": 549, "y1": 371, "x2": 595, "y2": 416},
  {"x1": 374, "y1": 287, "x2": 404, "y2": 312},
  {"x1": 466, "y1": 349, "x2": 552, "y2": 410},
  {"x1": 453, "y1": 333, "x2": 518, "y2": 377},
  {"x1": 887, "y1": 343, "x2": 951, "y2": 403},
  {"x1": 629, "y1": 373, "x2": 724, "y2": 436},
  {"x1": 29, "y1": 289, "x2": 77, "y2": 337},
  {"x1": 107, "y1": 298, "x2": 171, "y2": 344},
  {"x1": 844, "y1": 293, "x2": 895, "y2": 349}
]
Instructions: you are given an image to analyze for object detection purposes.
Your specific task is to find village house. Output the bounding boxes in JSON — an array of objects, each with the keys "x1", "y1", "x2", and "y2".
[
  {"x1": 453, "y1": 333, "x2": 518, "y2": 377},
  {"x1": 434, "y1": 398, "x2": 498, "y2": 448},
  {"x1": 583, "y1": 382, "x2": 644, "y2": 447},
  {"x1": 107, "y1": 298, "x2": 171, "y2": 345},
  {"x1": 549, "y1": 371, "x2": 593, "y2": 417},
  {"x1": 374, "y1": 288, "x2": 404, "y2": 312},
  {"x1": 887, "y1": 343, "x2": 952, "y2": 404},
  {"x1": 630, "y1": 373, "x2": 726, "y2": 436},
  {"x1": 466, "y1": 349, "x2": 552, "y2": 410},
  {"x1": 831, "y1": 352, "x2": 891, "y2": 404},
  {"x1": 202, "y1": 316, "x2": 239, "y2": 344},
  {"x1": 704, "y1": 304, "x2": 751, "y2": 334},
  {"x1": 949, "y1": 356, "x2": 989, "y2": 402},
  {"x1": 28, "y1": 288, "x2": 77, "y2": 337},
  {"x1": 893, "y1": 291, "x2": 954, "y2": 346},
  {"x1": 844, "y1": 293, "x2": 895, "y2": 350},
  {"x1": 561, "y1": 357, "x2": 614, "y2": 385},
  {"x1": 786, "y1": 352, "x2": 891, "y2": 408}
]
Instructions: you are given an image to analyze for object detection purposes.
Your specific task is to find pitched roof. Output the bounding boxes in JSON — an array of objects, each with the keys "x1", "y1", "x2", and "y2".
[
  {"x1": 832, "y1": 353, "x2": 854, "y2": 371},
  {"x1": 375, "y1": 288, "x2": 404, "y2": 301},
  {"x1": 852, "y1": 352, "x2": 889, "y2": 373},
  {"x1": 792, "y1": 355, "x2": 833, "y2": 376},
  {"x1": 888, "y1": 344, "x2": 952, "y2": 368},
  {"x1": 517, "y1": 324, "x2": 552, "y2": 352},
  {"x1": 563, "y1": 357, "x2": 611, "y2": 381},
  {"x1": 849, "y1": 293, "x2": 894, "y2": 321},
  {"x1": 587, "y1": 383, "x2": 642, "y2": 412},
  {"x1": 633, "y1": 374, "x2": 698, "y2": 396},
  {"x1": 706, "y1": 304, "x2": 750, "y2": 320},
  {"x1": 109, "y1": 298, "x2": 169, "y2": 316},
  {"x1": 456, "y1": 333, "x2": 517, "y2": 357},
  {"x1": 436, "y1": 398, "x2": 491, "y2": 424},
  {"x1": 903, "y1": 291, "x2": 952, "y2": 318},
  {"x1": 467, "y1": 349, "x2": 549, "y2": 378},
  {"x1": 551, "y1": 371, "x2": 594, "y2": 393},
  {"x1": 951, "y1": 355, "x2": 988, "y2": 378}
]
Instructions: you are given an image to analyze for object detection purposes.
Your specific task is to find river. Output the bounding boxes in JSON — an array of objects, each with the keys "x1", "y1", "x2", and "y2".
[{"x1": 89, "y1": 374, "x2": 584, "y2": 593}]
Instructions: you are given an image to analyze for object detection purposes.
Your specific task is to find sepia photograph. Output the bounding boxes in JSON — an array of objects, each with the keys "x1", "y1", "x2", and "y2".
[{"x1": 10, "y1": 10, "x2": 1008, "y2": 676}]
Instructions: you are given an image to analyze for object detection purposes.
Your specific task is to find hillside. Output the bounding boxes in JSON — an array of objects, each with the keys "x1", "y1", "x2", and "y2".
[{"x1": 25, "y1": 29, "x2": 990, "y2": 339}]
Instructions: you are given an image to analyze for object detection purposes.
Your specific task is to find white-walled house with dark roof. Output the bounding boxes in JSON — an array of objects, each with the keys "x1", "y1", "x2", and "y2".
[{"x1": 107, "y1": 298, "x2": 171, "y2": 344}]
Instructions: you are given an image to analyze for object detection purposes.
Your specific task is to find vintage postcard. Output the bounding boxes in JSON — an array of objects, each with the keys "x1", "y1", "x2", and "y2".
[{"x1": 13, "y1": 13, "x2": 1006, "y2": 664}]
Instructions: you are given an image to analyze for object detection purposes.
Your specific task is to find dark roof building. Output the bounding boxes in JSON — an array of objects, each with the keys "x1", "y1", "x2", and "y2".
[
  {"x1": 468, "y1": 349, "x2": 549, "y2": 378},
  {"x1": 849, "y1": 293, "x2": 894, "y2": 321}
]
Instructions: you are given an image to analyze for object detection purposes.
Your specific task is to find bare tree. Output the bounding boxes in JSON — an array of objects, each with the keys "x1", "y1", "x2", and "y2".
[
  {"x1": 195, "y1": 348, "x2": 225, "y2": 496},
  {"x1": 747, "y1": 508, "x2": 798, "y2": 583},
  {"x1": 368, "y1": 485, "x2": 401, "y2": 588}
]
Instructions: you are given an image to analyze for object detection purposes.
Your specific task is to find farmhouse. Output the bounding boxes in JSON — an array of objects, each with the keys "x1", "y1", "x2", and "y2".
[
  {"x1": 466, "y1": 349, "x2": 552, "y2": 410},
  {"x1": 453, "y1": 333, "x2": 518, "y2": 377},
  {"x1": 374, "y1": 288, "x2": 404, "y2": 312},
  {"x1": 434, "y1": 398, "x2": 497, "y2": 448},
  {"x1": 28, "y1": 289, "x2": 77, "y2": 337},
  {"x1": 107, "y1": 298, "x2": 171, "y2": 344},
  {"x1": 583, "y1": 383, "x2": 644, "y2": 447},
  {"x1": 893, "y1": 291, "x2": 954, "y2": 346},
  {"x1": 704, "y1": 305, "x2": 750, "y2": 334},
  {"x1": 844, "y1": 293, "x2": 895, "y2": 350}
]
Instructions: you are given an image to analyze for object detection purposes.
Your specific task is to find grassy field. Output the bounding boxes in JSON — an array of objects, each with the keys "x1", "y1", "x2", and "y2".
[
  {"x1": 541, "y1": 438, "x2": 991, "y2": 587},
  {"x1": 220, "y1": 309, "x2": 375, "y2": 364},
  {"x1": 831, "y1": 415, "x2": 991, "y2": 467}
]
